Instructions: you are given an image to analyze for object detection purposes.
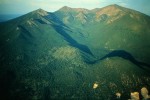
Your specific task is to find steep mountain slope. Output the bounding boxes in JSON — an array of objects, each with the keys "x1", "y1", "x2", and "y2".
[
  {"x1": 0, "y1": 4, "x2": 150, "y2": 100},
  {"x1": 0, "y1": 8, "x2": 93, "y2": 100}
]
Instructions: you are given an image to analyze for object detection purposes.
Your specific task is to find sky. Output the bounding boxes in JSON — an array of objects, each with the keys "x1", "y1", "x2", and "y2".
[{"x1": 0, "y1": 0, "x2": 150, "y2": 15}]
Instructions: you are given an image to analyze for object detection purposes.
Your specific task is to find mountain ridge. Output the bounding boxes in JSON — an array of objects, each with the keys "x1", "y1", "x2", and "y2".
[
  {"x1": 0, "y1": 4, "x2": 150, "y2": 100},
  {"x1": 1, "y1": 4, "x2": 150, "y2": 62}
]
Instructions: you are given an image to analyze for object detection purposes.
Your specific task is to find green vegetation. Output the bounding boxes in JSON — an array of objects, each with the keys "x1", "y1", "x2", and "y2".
[{"x1": 0, "y1": 4, "x2": 150, "y2": 100}]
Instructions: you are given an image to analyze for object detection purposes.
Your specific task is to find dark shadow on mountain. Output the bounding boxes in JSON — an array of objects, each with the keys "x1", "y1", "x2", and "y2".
[
  {"x1": 97, "y1": 50, "x2": 150, "y2": 69},
  {"x1": 18, "y1": 25, "x2": 35, "y2": 44},
  {"x1": 45, "y1": 13, "x2": 94, "y2": 56},
  {"x1": 0, "y1": 70, "x2": 16, "y2": 100},
  {"x1": 52, "y1": 25, "x2": 94, "y2": 56},
  {"x1": 34, "y1": 19, "x2": 47, "y2": 24},
  {"x1": 45, "y1": 13, "x2": 68, "y2": 27},
  {"x1": 84, "y1": 50, "x2": 150, "y2": 69}
]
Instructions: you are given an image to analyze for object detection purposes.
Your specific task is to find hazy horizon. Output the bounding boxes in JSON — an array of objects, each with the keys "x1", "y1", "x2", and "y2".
[{"x1": 0, "y1": 0, "x2": 150, "y2": 16}]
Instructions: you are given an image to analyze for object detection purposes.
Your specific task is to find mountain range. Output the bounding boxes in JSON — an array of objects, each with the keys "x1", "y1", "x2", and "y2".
[{"x1": 0, "y1": 4, "x2": 150, "y2": 100}]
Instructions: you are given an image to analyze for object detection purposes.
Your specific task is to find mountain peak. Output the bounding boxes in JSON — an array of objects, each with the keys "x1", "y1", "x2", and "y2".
[
  {"x1": 59, "y1": 6, "x2": 73, "y2": 11},
  {"x1": 33, "y1": 8, "x2": 48, "y2": 16},
  {"x1": 58, "y1": 6, "x2": 89, "y2": 13},
  {"x1": 109, "y1": 4, "x2": 120, "y2": 7},
  {"x1": 95, "y1": 4, "x2": 124, "y2": 17},
  {"x1": 75, "y1": 8, "x2": 89, "y2": 13},
  {"x1": 104, "y1": 4, "x2": 122, "y2": 10}
]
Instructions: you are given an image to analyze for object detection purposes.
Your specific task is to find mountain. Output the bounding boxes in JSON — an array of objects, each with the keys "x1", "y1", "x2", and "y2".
[{"x1": 0, "y1": 4, "x2": 150, "y2": 100}]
